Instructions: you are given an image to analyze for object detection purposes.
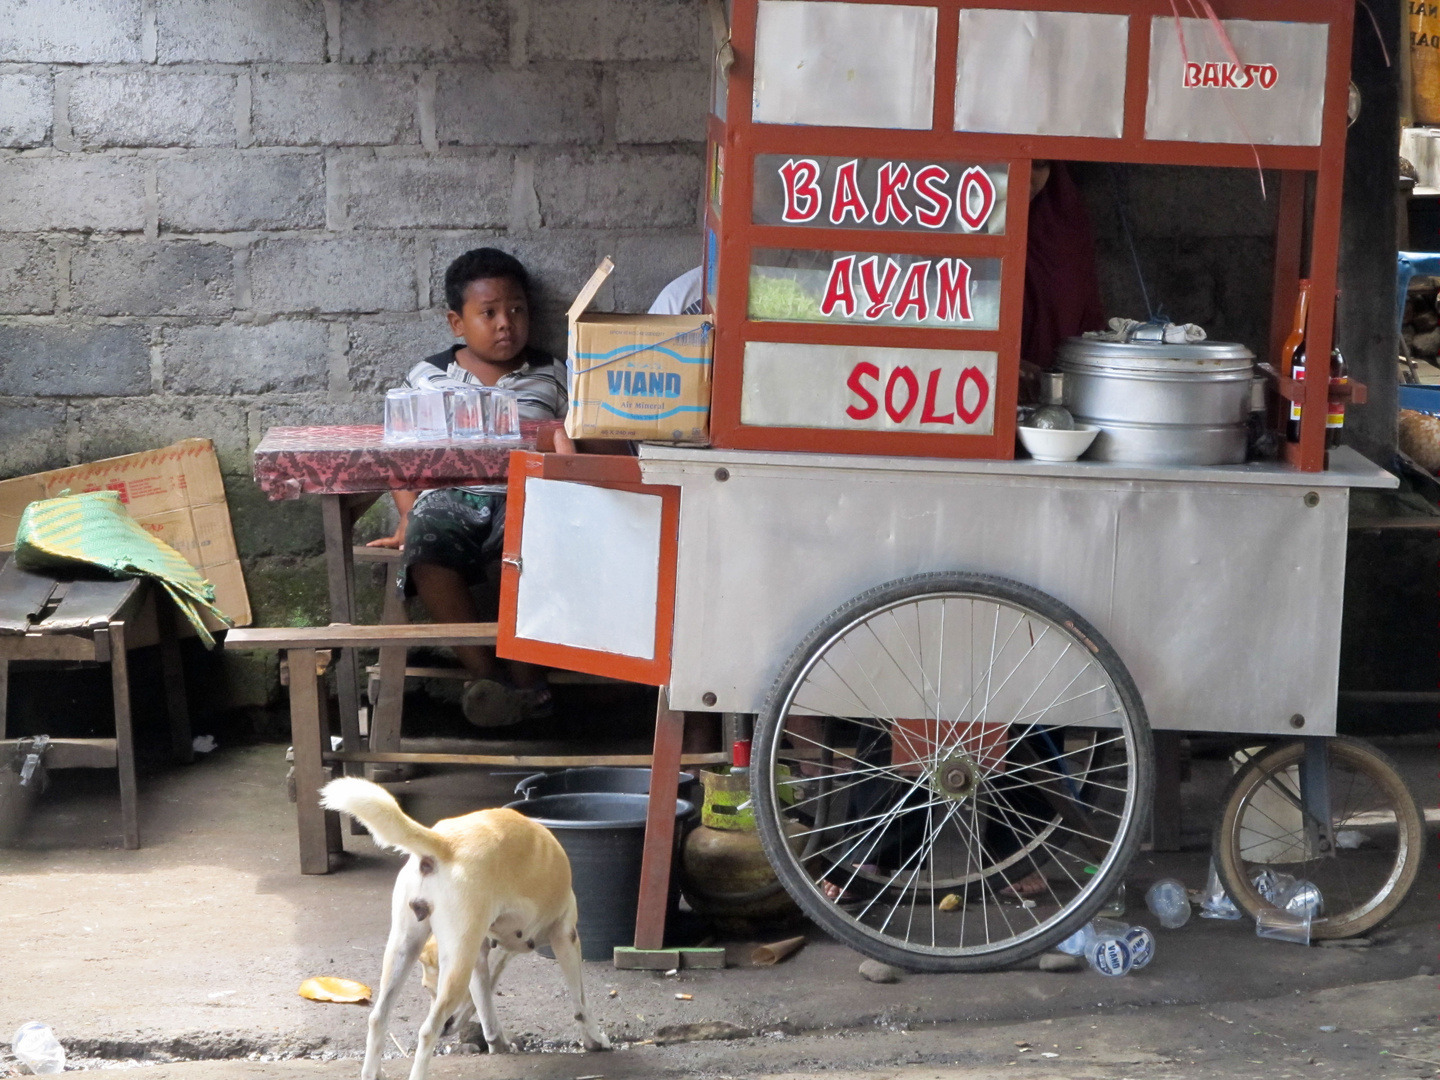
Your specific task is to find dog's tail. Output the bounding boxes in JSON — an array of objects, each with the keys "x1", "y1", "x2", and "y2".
[{"x1": 320, "y1": 777, "x2": 452, "y2": 862}]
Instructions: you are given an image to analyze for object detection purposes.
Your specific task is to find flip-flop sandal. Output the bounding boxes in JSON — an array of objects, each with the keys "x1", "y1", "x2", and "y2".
[
  {"x1": 512, "y1": 687, "x2": 554, "y2": 721},
  {"x1": 462, "y1": 678, "x2": 523, "y2": 728}
]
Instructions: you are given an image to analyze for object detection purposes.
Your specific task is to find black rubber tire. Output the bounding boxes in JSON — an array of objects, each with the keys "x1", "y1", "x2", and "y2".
[
  {"x1": 752, "y1": 572, "x2": 1153, "y2": 973},
  {"x1": 1212, "y1": 736, "x2": 1425, "y2": 940}
]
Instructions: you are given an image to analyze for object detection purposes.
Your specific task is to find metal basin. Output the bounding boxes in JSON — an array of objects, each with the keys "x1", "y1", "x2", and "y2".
[{"x1": 1057, "y1": 337, "x2": 1255, "y2": 466}]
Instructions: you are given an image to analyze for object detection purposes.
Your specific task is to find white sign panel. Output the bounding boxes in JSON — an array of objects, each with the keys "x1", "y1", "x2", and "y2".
[
  {"x1": 742, "y1": 341, "x2": 998, "y2": 434},
  {"x1": 955, "y1": 10, "x2": 1129, "y2": 138},
  {"x1": 516, "y1": 478, "x2": 661, "y2": 660},
  {"x1": 753, "y1": 1, "x2": 938, "y2": 130},
  {"x1": 1146, "y1": 18, "x2": 1329, "y2": 145}
]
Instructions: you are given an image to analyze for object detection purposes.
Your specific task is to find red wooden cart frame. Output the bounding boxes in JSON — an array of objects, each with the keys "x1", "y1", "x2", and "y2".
[{"x1": 704, "y1": 0, "x2": 1357, "y2": 471}]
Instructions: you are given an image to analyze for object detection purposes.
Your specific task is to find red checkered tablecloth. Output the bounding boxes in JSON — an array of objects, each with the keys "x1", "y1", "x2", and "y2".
[{"x1": 252, "y1": 424, "x2": 553, "y2": 499}]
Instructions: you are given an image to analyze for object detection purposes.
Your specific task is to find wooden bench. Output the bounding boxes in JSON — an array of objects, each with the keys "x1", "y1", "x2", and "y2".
[
  {"x1": 225, "y1": 624, "x2": 723, "y2": 876},
  {"x1": 0, "y1": 559, "x2": 192, "y2": 849}
]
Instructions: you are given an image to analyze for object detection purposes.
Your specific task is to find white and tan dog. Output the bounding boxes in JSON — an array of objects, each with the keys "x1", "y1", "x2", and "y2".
[{"x1": 319, "y1": 778, "x2": 609, "y2": 1080}]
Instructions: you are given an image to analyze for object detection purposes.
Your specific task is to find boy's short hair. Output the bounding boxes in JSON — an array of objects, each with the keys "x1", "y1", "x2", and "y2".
[{"x1": 444, "y1": 248, "x2": 532, "y2": 314}]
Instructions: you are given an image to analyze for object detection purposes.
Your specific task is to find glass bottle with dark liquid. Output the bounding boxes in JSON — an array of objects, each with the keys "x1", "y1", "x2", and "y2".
[{"x1": 1287, "y1": 343, "x2": 1347, "y2": 447}]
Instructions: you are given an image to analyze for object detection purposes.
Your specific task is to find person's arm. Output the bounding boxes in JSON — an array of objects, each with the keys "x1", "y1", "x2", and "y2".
[{"x1": 366, "y1": 489, "x2": 417, "y2": 548}]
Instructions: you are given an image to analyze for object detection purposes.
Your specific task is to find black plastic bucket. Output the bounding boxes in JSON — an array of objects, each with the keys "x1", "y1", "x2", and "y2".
[
  {"x1": 513, "y1": 766, "x2": 695, "y2": 800},
  {"x1": 506, "y1": 792, "x2": 692, "y2": 960}
]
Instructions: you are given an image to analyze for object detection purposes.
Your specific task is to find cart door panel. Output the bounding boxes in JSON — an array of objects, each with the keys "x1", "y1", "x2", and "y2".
[{"x1": 498, "y1": 452, "x2": 679, "y2": 685}]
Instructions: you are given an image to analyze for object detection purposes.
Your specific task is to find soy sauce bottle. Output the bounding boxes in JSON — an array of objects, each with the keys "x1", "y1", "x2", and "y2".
[{"x1": 1326, "y1": 346, "x2": 1348, "y2": 449}]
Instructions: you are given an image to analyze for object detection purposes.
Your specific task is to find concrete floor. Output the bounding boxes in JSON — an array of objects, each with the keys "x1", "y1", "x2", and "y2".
[{"x1": 0, "y1": 738, "x2": 1435, "y2": 1077}]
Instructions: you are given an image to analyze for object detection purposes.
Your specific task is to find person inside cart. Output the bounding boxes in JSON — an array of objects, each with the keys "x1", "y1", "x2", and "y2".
[
  {"x1": 367, "y1": 248, "x2": 570, "y2": 729},
  {"x1": 1019, "y1": 160, "x2": 1107, "y2": 398}
]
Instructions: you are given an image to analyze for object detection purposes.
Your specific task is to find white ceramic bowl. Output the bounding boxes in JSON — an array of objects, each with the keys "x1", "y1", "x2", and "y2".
[{"x1": 1017, "y1": 424, "x2": 1100, "y2": 462}]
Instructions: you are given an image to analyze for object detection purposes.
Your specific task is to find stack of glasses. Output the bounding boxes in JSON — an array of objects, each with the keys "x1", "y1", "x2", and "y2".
[{"x1": 383, "y1": 386, "x2": 522, "y2": 444}]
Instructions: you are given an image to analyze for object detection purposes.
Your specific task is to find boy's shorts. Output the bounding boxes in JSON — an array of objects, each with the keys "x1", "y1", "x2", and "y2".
[{"x1": 403, "y1": 488, "x2": 507, "y2": 589}]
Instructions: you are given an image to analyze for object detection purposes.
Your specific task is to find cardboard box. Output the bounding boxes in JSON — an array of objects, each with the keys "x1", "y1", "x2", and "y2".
[
  {"x1": 0, "y1": 439, "x2": 252, "y2": 629},
  {"x1": 565, "y1": 258, "x2": 713, "y2": 443}
]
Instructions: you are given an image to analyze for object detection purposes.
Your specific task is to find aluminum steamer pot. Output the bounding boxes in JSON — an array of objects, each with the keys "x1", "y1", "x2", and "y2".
[{"x1": 1056, "y1": 337, "x2": 1255, "y2": 465}]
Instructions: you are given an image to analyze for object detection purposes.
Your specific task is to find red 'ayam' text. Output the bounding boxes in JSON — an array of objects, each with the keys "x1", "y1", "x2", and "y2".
[
  {"x1": 779, "y1": 159, "x2": 998, "y2": 232},
  {"x1": 1182, "y1": 61, "x2": 1278, "y2": 89},
  {"x1": 819, "y1": 256, "x2": 975, "y2": 323},
  {"x1": 845, "y1": 361, "x2": 991, "y2": 427}
]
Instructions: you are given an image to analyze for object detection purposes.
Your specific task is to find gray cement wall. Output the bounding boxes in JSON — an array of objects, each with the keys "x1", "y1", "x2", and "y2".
[
  {"x1": 0, "y1": 0, "x2": 710, "y2": 708},
  {"x1": 0, "y1": 0, "x2": 1283, "y2": 713}
]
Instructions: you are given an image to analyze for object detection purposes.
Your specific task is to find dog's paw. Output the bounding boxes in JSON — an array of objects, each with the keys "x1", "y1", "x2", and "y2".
[
  {"x1": 485, "y1": 1037, "x2": 513, "y2": 1055},
  {"x1": 584, "y1": 1033, "x2": 612, "y2": 1052}
]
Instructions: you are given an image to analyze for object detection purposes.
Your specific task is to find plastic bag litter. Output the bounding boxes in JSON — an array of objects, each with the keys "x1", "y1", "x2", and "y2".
[
  {"x1": 298, "y1": 976, "x2": 372, "y2": 1004},
  {"x1": 12, "y1": 1022, "x2": 65, "y2": 1074},
  {"x1": 1199, "y1": 858, "x2": 1242, "y2": 920}
]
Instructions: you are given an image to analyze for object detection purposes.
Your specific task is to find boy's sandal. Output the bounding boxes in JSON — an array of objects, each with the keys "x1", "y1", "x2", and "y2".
[
  {"x1": 462, "y1": 678, "x2": 524, "y2": 729},
  {"x1": 513, "y1": 686, "x2": 554, "y2": 721}
]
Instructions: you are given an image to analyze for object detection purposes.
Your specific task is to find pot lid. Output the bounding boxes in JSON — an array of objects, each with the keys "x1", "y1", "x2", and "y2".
[{"x1": 1057, "y1": 336, "x2": 1255, "y2": 375}]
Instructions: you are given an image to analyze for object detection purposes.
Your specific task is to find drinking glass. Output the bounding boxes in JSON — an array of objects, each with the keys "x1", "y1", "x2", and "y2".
[
  {"x1": 486, "y1": 389, "x2": 521, "y2": 439},
  {"x1": 383, "y1": 388, "x2": 419, "y2": 444},
  {"x1": 411, "y1": 388, "x2": 450, "y2": 441},
  {"x1": 449, "y1": 386, "x2": 488, "y2": 440}
]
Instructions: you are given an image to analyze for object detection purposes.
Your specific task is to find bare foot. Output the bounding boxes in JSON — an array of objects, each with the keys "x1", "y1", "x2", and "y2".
[{"x1": 1001, "y1": 870, "x2": 1049, "y2": 898}]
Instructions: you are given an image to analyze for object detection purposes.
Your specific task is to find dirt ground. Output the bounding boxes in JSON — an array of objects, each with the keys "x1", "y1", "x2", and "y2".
[{"x1": 0, "y1": 738, "x2": 1435, "y2": 1078}]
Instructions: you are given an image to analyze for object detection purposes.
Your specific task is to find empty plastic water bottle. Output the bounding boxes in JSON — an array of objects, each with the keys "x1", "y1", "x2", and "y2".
[
  {"x1": 1145, "y1": 878, "x2": 1192, "y2": 928},
  {"x1": 1252, "y1": 868, "x2": 1297, "y2": 905},
  {"x1": 1199, "y1": 858, "x2": 1242, "y2": 919},
  {"x1": 12, "y1": 1022, "x2": 65, "y2": 1074},
  {"x1": 1098, "y1": 881, "x2": 1127, "y2": 917},
  {"x1": 1123, "y1": 924, "x2": 1156, "y2": 969}
]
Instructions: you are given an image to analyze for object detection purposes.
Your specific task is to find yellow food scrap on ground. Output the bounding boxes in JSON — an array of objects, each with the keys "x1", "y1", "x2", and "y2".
[{"x1": 298, "y1": 976, "x2": 372, "y2": 1004}]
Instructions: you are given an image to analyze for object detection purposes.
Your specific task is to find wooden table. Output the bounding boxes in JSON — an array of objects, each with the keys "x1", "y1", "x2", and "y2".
[{"x1": 252, "y1": 424, "x2": 549, "y2": 763}]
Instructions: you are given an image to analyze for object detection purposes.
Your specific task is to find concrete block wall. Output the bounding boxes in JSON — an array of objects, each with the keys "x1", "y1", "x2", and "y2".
[{"x1": 0, "y1": 0, "x2": 710, "y2": 707}]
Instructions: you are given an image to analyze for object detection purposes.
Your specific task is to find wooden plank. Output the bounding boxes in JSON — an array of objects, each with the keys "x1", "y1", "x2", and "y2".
[
  {"x1": 0, "y1": 559, "x2": 59, "y2": 634},
  {"x1": 369, "y1": 564, "x2": 410, "y2": 754},
  {"x1": 226, "y1": 623, "x2": 500, "y2": 650},
  {"x1": 635, "y1": 689, "x2": 686, "y2": 951},
  {"x1": 288, "y1": 647, "x2": 333, "y2": 874},
  {"x1": 39, "y1": 577, "x2": 141, "y2": 632},
  {"x1": 364, "y1": 663, "x2": 624, "y2": 685},
  {"x1": 325, "y1": 750, "x2": 728, "y2": 767},
  {"x1": 157, "y1": 595, "x2": 193, "y2": 764},
  {"x1": 110, "y1": 621, "x2": 140, "y2": 850},
  {"x1": 352, "y1": 545, "x2": 403, "y2": 564},
  {"x1": 0, "y1": 737, "x2": 117, "y2": 769},
  {"x1": 0, "y1": 634, "x2": 97, "y2": 661}
]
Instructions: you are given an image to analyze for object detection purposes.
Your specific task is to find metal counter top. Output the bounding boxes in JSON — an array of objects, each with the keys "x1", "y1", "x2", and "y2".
[{"x1": 639, "y1": 443, "x2": 1398, "y2": 489}]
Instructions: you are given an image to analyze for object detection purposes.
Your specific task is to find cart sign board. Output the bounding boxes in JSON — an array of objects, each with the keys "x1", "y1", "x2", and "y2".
[
  {"x1": 955, "y1": 9, "x2": 1129, "y2": 137},
  {"x1": 752, "y1": 0, "x2": 937, "y2": 129},
  {"x1": 750, "y1": 250, "x2": 1001, "y2": 329},
  {"x1": 753, "y1": 156, "x2": 1009, "y2": 234},
  {"x1": 741, "y1": 341, "x2": 997, "y2": 434},
  {"x1": 1146, "y1": 18, "x2": 1330, "y2": 145}
]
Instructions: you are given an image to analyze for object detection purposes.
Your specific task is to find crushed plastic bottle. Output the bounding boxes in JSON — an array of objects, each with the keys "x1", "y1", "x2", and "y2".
[
  {"x1": 1199, "y1": 858, "x2": 1242, "y2": 919},
  {"x1": 1145, "y1": 878, "x2": 1192, "y2": 928},
  {"x1": 1279, "y1": 878, "x2": 1324, "y2": 919},
  {"x1": 1252, "y1": 868, "x2": 1297, "y2": 905},
  {"x1": 12, "y1": 1022, "x2": 65, "y2": 1074}
]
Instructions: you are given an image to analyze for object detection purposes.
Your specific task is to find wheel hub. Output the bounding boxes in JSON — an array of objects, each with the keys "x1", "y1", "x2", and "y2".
[{"x1": 934, "y1": 753, "x2": 980, "y2": 801}]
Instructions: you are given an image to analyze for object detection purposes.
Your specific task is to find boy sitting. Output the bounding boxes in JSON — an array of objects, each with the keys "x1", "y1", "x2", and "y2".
[{"x1": 368, "y1": 248, "x2": 568, "y2": 728}]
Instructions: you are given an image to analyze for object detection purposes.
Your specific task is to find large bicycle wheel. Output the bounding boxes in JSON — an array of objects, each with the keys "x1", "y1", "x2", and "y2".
[
  {"x1": 1212, "y1": 737, "x2": 1425, "y2": 939},
  {"x1": 752, "y1": 572, "x2": 1153, "y2": 972}
]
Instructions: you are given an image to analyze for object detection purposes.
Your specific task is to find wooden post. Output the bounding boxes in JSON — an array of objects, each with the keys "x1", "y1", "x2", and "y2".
[
  {"x1": 288, "y1": 646, "x2": 334, "y2": 874},
  {"x1": 634, "y1": 688, "x2": 685, "y2": 951},
  {"x1": 1150, "y1": 731, "x2": 1183, "y2": 852},
  {"x1": 320, "y1": 495, "x2": 362, "y2": 773},
  {"x1": 109, "y1": 622, "x2": 139, "y2": 850},
  {"x1": 156, "y1": 595, "x2": 194, "y2": 765}
]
